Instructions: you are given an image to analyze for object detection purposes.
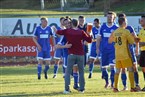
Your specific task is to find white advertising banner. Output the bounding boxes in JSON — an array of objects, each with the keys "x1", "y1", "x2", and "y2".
[
  {"x1": 0, "y1": 18, "x2": 40, "y2": 36},
  {"x1": 0, "y1": 16, "x2": 142, "y2": 36}
]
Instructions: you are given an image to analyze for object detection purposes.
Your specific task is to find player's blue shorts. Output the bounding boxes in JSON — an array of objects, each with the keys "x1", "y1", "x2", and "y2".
[
  {"x1": 63, "y1": 54, "x2": 68, "y2": 68},
  {"x1": 37, "y1": 50, "x2": 51, "y2": 60},
  {"x1": 62, "y1": 48, "x2": 68, "y2": 68},
  {"x1": 54, "y1": 48, "x2": 63, "y2": 59},
  {"x1": 101, "y1": 49, "x2": 115, "y2": 68},
  {"x1": 89, "y1": 42, "x2": 101, "y2": 59}
]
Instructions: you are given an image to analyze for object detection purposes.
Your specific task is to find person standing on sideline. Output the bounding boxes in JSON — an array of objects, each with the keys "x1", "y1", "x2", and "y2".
[
  {"x1": 138, "y1": 15, "x2": 145, "y2": 91},
  {"x1": 33, "y1": 17, "x2": 55, "y2": 80},
  {"x1": 57, "y1": 19, "x2": 92, "y2": 94},
  {"x1": 96, "y1": 11, "x2": 118, "y2": 88}
]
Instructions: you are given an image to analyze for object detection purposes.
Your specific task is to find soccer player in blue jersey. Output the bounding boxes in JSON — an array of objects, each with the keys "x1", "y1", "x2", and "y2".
[
  {"x1": 96, "y1": 11, "x2": 118, "y2": 88},
  {"x1": 55, "y1": 18, "x2": 71, "y2": 77},
  {"x1": 118, "y1": 13, "x2": 141, "y2": 90},
  {"x1": 33, "y1": 17, "x2": 55, "y2": 80},
  {"x1": 88, "y1": 18, "x2": 101, "y2": 78},
  {"x1": 53, "y1": 17, "x2": 65, "y2": 78}
]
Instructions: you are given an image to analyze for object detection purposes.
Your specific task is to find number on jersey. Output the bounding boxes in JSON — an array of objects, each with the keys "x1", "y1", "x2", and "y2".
[{"x1": 115, "y1": 37, "x2": 122, "y2": 45}]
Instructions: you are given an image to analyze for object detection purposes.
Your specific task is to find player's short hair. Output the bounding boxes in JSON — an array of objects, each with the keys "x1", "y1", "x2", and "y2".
[
  {"x1": 94, "y1": 18, "x2": 100, "y2": 23},
  {"x1": 141, "y1": 15, "x2": 145, "y2": 19},
  {"x1": 65, "y1": 16, "x2": 72, "y2": 21},
  {"x1": 107, "y1": 11, "x2": 116, "y2": 18},
  {"x1": 118, "y1": 13, "x2": 126, "y2": 18},
  {"x1": 60, "y1": 17, "x2": 65, "y2": 21},
  {"x1": 63, "y1": 18, "x2": 71, "y2": 23},
  {"x1": 40, "y1": 17, "x2": 48, "y2": 21},
  {"x1": 118, "y1": 17, "x2": 125, "y2": 25},
  {"x1": 72, "y1": 19, "x2": 78, "y2": 27},
  {"x1": 78, "y1": 15, "x2": 85, "y2": 19}
]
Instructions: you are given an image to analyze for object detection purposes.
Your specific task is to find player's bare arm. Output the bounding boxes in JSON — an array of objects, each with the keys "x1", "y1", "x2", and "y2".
[
  {"x1": 96, "y1": 35, "x2": 101, "y2": 55},
  {"x1": 108, "y1": 32, "x2": 114, "y2": 43},
  {"x1": 33, "y1": 36, "x2": 41, "y2": 52}
]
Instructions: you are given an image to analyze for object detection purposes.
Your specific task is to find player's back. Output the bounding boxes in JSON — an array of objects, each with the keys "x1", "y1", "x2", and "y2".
[
  {"x1": 64, "y1": 28, "x2": 91, "y2": 55},
  {"x1": 113, "y1": 27, "x2": 134, "y2": 61}
]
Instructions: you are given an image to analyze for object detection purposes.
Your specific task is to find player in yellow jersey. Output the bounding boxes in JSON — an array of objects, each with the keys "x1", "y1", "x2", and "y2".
[
  {"x1": 118, "y1": 13, "x2": 140, "y2": 91},
  {"x1": 109, "y1": 17, "x2": 138, "y2": 92},
  {"x1": 138, "y1": 15, "x2": 145, "y2": 91}
]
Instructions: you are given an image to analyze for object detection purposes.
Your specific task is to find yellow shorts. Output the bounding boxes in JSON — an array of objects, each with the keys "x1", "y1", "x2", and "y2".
[{"x1": 116, "y1": 58, "x2": 133, "y2": 69}]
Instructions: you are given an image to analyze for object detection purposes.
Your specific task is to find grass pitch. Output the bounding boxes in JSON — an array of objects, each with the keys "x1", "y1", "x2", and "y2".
[{"x1": 0, "y1": 65, "x2": 145, "y2": 97}]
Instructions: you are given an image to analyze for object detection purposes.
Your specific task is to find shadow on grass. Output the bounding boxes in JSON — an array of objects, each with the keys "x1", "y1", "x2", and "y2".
[
  {"x1": 1, "y1": 91, "x2": 66, "y2": 97},
  {"x1": 2, "y1": 91, "x2": 145, "y2": 97},
  {"x1": 0, "y1": 65, "x2": 102, "y2": 76}
]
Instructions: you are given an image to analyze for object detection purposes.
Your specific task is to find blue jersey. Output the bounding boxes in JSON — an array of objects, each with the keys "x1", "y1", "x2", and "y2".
[
  {"x1": 126, "y1": 26, "x2": 137, "y2": 61},
  {"x1": 126, "y1": 26, "x2": 135, "y2": 34},
  {"x1": 58, "y1": 36, "x2": 68, "y2": 56},
  {"x1": 34, "y1": 26, "x2": 54, "y2": 51},
  {"x1": 90, "y1": 26, "x2": 100, "y2": 50},
  {"x1": 99, "y1": 23, "x2": 118, "y2": 51},
  {"x1": 89, "y1": 27, "x2": 100, "y2": 58},
  {"x1": 55, "y1": 26, "x2": 62, "y2": 44},
  {"x1": 126, "y1": 26, "x2": 136, "y2": 50}
]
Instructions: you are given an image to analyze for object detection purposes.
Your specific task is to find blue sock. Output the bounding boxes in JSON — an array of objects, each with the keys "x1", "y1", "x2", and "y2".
[
  {"x1": 44, "y1": 65, "x2": 49, "y2": 73},
  {"x1": 102, "y1": 68, "x2": 109, "y2": 84},
  {"x1": 73, "y1": 73, "x2": 79, "y2": 87},
  {"x1": 54, "y1": 64, "x2": 58, "y2": 75},
  {"x1": 89, "y1": 63, "x2": 94, "y2": 73},
  {"x1": 37, "y1": 64, "x2": 42, "y2": 75},
  {"x1": 121, "y1": 73, "x2": 127, "y2": 87},
  {"x1": 110, "y1": 68, "x2": 115, "y2": 86},
  {"x1": 134, "y1": 72, "x2": 139, "y2": 86}
]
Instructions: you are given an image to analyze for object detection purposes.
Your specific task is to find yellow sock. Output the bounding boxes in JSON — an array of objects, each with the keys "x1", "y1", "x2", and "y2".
[
  {"x1": 128, "y1": 71, "x2": 135, "y2": 89},
  {"x1": 114, "y1": 73, "x2": 119, "y2": 89}
]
